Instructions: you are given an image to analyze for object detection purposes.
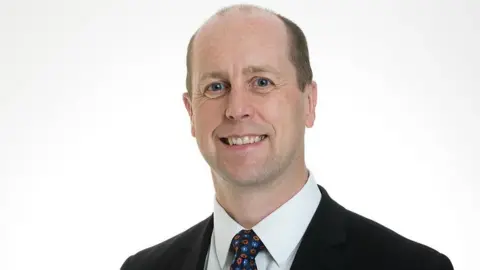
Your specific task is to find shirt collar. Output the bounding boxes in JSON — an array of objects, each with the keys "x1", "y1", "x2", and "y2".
[
  {"x1": 212, "y1": 197, "x2": 243, "y2": 268},
  {"x1": 212, "y1": 171, "x2": 321, "y2": 268}
]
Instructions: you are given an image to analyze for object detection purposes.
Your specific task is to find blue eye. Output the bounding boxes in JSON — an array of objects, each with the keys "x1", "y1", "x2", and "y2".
[
  {"x1": 208, "y1": 82, "x2": 226, "y2": 92},
  {"x1": 254, "y1": 77, "x2": 271, "y2": 87}
]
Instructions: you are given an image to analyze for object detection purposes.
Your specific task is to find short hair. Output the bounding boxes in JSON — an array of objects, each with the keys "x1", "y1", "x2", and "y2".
[{"x1": 185, "y1": 5, "x2": 313, "y2": 97}]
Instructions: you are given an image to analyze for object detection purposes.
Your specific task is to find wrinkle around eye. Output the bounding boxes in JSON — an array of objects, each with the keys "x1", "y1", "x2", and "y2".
[
  {"x1": 257, "y1": 77, "x2": 274, "y2": 87},
  {"x1": 250, "y1": 77, "x2": 276, "y2": 92},
  {"x1": 207, "y1": 81, "x2": 227, "y2": 92},
  {"x1": 201, "y1": 81, "x2": 230, "y2": 98}
]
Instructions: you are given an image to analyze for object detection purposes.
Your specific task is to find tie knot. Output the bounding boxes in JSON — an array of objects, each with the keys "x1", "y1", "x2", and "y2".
[{"x1": 230, "y1": 229, "x2": 265, "y2": 257}]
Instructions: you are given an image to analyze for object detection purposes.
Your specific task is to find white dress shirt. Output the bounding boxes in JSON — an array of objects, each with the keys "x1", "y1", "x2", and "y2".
[{"x1": 204, "y1": 172, "x2": 321, "y2": 270}]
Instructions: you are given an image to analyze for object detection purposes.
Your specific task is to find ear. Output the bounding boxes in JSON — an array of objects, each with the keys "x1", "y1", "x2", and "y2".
[
  {"x1": 304, "y1": 81, "x2": 317, "y2": 128},
  {"x1": 182, "y1": 92, "x2": 196, "y2": 137}
]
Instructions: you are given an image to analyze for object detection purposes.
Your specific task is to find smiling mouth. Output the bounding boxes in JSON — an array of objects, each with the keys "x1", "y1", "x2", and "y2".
[{"x1": 219, "y1": 135, "x2": 268, "y2": 146}]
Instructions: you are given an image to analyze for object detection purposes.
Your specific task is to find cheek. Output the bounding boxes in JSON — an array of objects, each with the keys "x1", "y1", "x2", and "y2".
[
  {"x1": 193, "y1": 101, "x2": 224, "y2": 137},
  {"x1": 263, "y1": 102, "x2": 283, "y2": 124},
  {"x1": 261, "y1": 93, "x2": 304, "y2": 134}
]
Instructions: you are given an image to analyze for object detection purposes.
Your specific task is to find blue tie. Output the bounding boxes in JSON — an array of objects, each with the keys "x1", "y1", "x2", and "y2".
[{"x1": 230, "y1": 229, "x2": 266, "y2": 270}]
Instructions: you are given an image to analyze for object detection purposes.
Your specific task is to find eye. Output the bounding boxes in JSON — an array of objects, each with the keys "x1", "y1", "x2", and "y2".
[
  {"x1": 253, "y1": 77, "x2": 273, "y2": 87},
  {"x1": 203, "y1": 81, "x2": 229, "y2": 98},
  {"x1": 207, "y1": 82, "x2": 226, "y2": 92}
]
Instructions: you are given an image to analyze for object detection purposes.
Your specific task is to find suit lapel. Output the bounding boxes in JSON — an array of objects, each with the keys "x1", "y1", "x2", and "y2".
[
  {"x1": 290, "y1": 185, "x2": 347, "y2": 270},
  {"x1": 178, "y1": 214, "x2": 214, "y2": 270},
  {"x1": 177, "y1": 185, "x2": 346, "y2": 270}
]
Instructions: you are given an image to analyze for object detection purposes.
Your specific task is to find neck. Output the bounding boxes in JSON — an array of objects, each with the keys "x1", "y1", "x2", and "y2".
[{"x1": 213, "y1": 160, "x2": 309, "y2": 229}]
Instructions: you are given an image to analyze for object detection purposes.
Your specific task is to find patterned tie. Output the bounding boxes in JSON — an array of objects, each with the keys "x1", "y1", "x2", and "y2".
[{"x1": 229, "y1": 229, "x2": 266, "y2": 270}]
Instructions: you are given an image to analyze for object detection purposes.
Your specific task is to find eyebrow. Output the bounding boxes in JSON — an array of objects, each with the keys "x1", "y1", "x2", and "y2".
[
  {"x1": 199, "y1": 65, "x2": 281, "y2": 81},
  {"x1": 244, "y1": 65, "x2": 280, "y2": 75}
]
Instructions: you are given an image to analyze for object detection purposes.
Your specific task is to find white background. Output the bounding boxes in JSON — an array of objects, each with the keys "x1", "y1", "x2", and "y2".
[{"x1": 1, "y1": 0, "x2": 478, "y2": 269}]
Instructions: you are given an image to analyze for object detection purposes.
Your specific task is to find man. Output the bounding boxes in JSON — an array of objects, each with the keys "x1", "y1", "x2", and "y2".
[{"x1": 121, "y1": 4, "x2": 453, "y2": 270}]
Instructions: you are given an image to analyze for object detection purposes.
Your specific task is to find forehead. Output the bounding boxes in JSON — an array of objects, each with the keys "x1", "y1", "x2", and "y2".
[{"x1": 191, "y1": 12, "x2": 292, "y2": 75}]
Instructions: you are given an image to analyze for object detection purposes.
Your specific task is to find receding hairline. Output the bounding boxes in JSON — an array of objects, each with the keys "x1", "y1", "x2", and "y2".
[
  {"x1": 186, "y1": 4, "x2": 312, "y2": 95},
  {"x1": 215, "y1": 4, "x2": 277, "y2": 18},
  {"x1": 195, "y1": 4, "x2": 283, "y2": 43}
]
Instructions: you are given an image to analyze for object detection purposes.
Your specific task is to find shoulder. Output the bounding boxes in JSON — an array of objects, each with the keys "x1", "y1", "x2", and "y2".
[
  {"x1": 341, "y1": 206, "x2": 453, "y2": 269},
  {"x1": 120, "y1": 215, "x2": 212, "y2": 270}
]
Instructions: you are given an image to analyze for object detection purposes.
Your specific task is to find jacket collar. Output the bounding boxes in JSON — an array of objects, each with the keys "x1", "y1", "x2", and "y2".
[
  {"x1": 181, "y1": 184, "x2": 347, "y2": 270},
  {"x1": 178, "y1": 214, "x2": 213, "y2": 270},
  {"x1": 290, "y1": 185, "x2": 347, "y2": 270}
]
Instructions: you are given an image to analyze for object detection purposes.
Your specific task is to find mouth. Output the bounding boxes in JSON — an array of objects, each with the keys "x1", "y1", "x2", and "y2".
[{"x1": 219, "y1": 135, "x2": 268, "y2": 146}]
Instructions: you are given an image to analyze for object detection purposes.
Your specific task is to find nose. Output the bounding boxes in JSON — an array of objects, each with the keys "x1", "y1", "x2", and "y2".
[{"x1": 225, "y1": 88, "x2": 255, "y2": 121}]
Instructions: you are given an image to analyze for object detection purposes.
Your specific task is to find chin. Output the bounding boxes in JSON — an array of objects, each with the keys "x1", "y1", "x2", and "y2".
[{"x1": 218, "y1": 164, "x2": 274, "y2": 187}]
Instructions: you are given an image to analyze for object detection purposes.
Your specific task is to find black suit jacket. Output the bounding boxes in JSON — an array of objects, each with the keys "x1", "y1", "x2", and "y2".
[{"x1": 121, "y1": 185, "x2": 454, "y2": 270}]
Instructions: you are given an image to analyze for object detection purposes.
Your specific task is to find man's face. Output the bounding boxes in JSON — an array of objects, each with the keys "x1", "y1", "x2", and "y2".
[{"x1": 183, "y1": 12, "x2": 317, "y2": 186}]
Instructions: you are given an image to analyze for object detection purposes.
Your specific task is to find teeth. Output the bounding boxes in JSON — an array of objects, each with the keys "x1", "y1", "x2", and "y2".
[{"x1": 225, "y1": 135, "x2": 266, "y2": 146}]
